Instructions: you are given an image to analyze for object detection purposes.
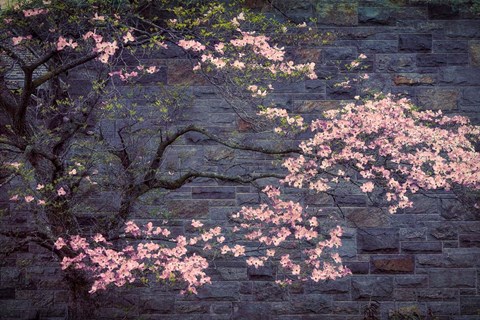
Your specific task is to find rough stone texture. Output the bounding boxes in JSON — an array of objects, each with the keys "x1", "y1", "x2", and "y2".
[
  {"x1": 417, "y1": 88, "x2": 459, "y2": 110},
  {"x1": 470, "y1": 40, "x2": 480, "y2": 66},
  {"x1": 393, "y1": 73, "x2": 436, "y2": 86},
  {"x1": 352, "y1": 276, "x2": 394, "y2": 300},
  {"x1": 357, "y1": 228, "x2": 399, "y2": 253},
  {"x1": 399, "y1": 34, "x2": 432, "y2": 53},
  {"x1": 1, "y1": 1, "x2": 480, "y2": 320},
  {"x1": 370, "y1": 255, "x2": 414, "y2": 274}
]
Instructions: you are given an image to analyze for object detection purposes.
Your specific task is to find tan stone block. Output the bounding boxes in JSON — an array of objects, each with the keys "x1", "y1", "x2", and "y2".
[
  {"x1": 469, "y1": 40, "x2": 480, "y2": 66},
  {"x1": 417, "y1": 89, "x2": 458, "y2": 110},
  {"x1": 167, "y1": 59, "x2": 208, "y2": 85},
  {"x1": 393, "y1": 73, "x2": 436, "y2": 86}
]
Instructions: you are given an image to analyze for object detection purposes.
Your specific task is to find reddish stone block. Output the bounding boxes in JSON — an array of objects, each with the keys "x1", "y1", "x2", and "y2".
[{"x1": 370, "y1": 255, "x2": 414, "y2": 274}]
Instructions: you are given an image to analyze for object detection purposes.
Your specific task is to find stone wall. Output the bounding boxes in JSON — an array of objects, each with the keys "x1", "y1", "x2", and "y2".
[{"x1": 1, "y1": 1, "x2": 480, "y2": 319}]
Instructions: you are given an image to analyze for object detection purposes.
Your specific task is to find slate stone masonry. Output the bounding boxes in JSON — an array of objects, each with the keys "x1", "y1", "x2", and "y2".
[{"x1": 1, "y1": 1, "x2": 480, "y2": 319}]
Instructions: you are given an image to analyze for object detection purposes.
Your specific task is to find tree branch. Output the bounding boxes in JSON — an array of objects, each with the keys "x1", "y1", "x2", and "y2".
[
  {"x1": 0, "y1": 43, "x2": 27, "y2": 68},
  {"x1": 145, "y1": 171, "x2": 285, "y2": 193},
  {"x1": 26, "y1": 50, "x2": 57, "y2": 71},
  {"x1": 143, "y1": 124, "x2": 299, "y2": 187},
  {"x1": 31, "y1": 52, "x2": 98, "y2": 89}
]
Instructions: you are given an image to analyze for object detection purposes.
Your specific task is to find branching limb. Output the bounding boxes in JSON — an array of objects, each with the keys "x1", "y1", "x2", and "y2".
[
  {"x1": 32, "y1": 52, "x2": 98, "y2": 88},
  {"x1": 145, "y1": 171, "x2": 284, "y2": 193},
  {"x1": 143, "y1": 124, "x2": 299, "y2": 187}
]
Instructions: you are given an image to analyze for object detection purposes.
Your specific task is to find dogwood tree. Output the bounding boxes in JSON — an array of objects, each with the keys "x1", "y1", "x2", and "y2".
[
  {"x1": 2, "y1": 0, "x2": 479, "y2": 315},
  {"x1": 1, "y1": 0, "x2": 346, "y2": 301}
]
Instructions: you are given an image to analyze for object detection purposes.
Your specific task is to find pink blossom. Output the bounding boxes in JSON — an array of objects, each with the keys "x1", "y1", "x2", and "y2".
[
  {"x1": 123, "y1": 31, "x2": 135, "y2": 43},
  {"x1": 360, "y1": 181, "x2": 374, "y2": 193},
  {"x1": 191, "y1": 220, "x2": 204, "y2": 228},
  {"x1": 12, "y1": 35, "x2": 32, "y2": 46},
  {"x1": 146, "y1": 66, "x2": 157, "y2": 74},
  {"x1": 92, "y1": 13, "x2": 105, "y2": 21},
  {"x1": 124, "y1": 221, "x2": 141, "y2": 236},
  {"x1": 57, "y1": 36, "x2": 78, "y2": 51},
  {"x1": 54, "y1": 237, "x2": 67, "y2": 250},
  {"x1": 23, "y1": 8, "x2": 48, "y2": 17},
  {"x1": 177, "y1": 39, "x2": 205, "y2": 52},
  {"x1": 57, "y1": 187, "x2": 66, "y2": 196}
]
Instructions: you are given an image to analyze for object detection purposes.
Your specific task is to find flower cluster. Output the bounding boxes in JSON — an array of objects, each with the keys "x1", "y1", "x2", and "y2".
[
  {"x1": 57, "y1": 37, "x2": 78, "y2": 51},
  {"x1": 176, "y1": 26, "x2": 317, "y2": 96},
  {"x1": 274, "y1": 94, "x2": 480, "y2": 213},
  {"x1": 231, "y1": 186, "x2": 351, "y2": 282},
  {"x1": 55, "y1": 222, "x2": 211, "y2": 294},
  {"x1": 56, "y1": 185, "x2": 350, "y2": 294},
  {"x1": 83, "y1": 31, "x2": 118, "y2": 64},
  {"x1": 177, "y1": 39, "x2": 206, "y2": 52},
  {"x1": 12, "y1": 35, "x2": 32, "y2": 46},
  {"x1": 23, "y1": 8, "x2": 48, "y2": 17},
  {"x1": 259, "y1": 107, "x2": 304, "y2": 132}
]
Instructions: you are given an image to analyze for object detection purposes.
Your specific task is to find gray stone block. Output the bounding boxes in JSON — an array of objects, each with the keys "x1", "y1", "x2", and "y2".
[
  {"x1": 358, "y1": 40, "x2": 398, "y2": 53},
  {"x1": 233, "y1": 302, "x2": 271, "y2": 320},
  {"x1": 358, "y1": 7, "x2": 396, "y2": 25},
  {"x1": 195, "y1": 283, "x2": 240, "y2": 301},
  {"x1": 460, "y1": 296, "x2": 480, "y2": 315},
  {"x1": 459, "y1": 234, "x2": 480, "y2": 248},
  {"x1": 395, "y1": 275, "x2": 428, "y2": 288},
  {"x1": 352, "y1": 276, "x2": 394, "y2": 300},
  {"x1": 462, "y1": 87, "x2": 480, "y2": 105},
  {"x1": 323, "y1": 47, "x2": 358, "y2": 61},
  {"x1": 141, "y1": 295, "x2": 175, "y2": 314},
  {"x1": 401, "y1": 241, "x2": 442, "y2": 253},
  {"x1": 271, "y1": 294, "x2": 332, "y2": 314},
  {"x1": 376, "y1": 54, "x2": 417, "y2": 72},
  {"x1": 417, "y1": 288, "x2": 458, "y2": 301},
  {"x1": 192, "y1": 187, "x2": 236, "y2": 200},
  {"x1": 433, "y1": 40, "x2": 468, "y2": 53},
  {"x1": 357, "y1": 228, "x2": 399, "y2": 253},
  {"x1": 439, "y1": 67, "x2": 480, "y2": 86},
  {"x1": 427, "y1": 269, "x2": 476, "y2": 288},
  {"x1": 417, "y1": 53, "x2": 469, "y2": 67},
  {"x1": 305, "y1": 277, "x2": 351, "y2": 294},
  {"x1": 399, "y1": 34, "x2": 432, "y2": 53},
  {"x1": 445, "y1": 21, "x2": 480, "y2": 39}
]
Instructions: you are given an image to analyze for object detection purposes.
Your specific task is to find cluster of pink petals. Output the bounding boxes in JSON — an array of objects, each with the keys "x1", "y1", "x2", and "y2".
[
  {"x1": 83, "y1": 31, "x2": 118, "y2": 63},
  {"x1": 57, "y1": 185, "x2": 350, "y2": 294},
  {"x1": 122, "y1": 31, "x2": 134, "y2": 43},
  {"x1": 259, "y1": 107, "x2": 304, "y2": 134},
  {"x1": 23, "y1": 8, "x2": 48, "y2": 17},
  {"x1": 178, "y1": 29, "x2": 317, "y2": 83},
  {"x1": 108, "y1": 69, "x2": 138, "y2": 81},
  {"x1": 230, "y1": 31, "x2": 284, "y2": 62},
  {"x1": 57, "y1": 36, "x2": 78, "y2": 51},
  {"x1": 177, "y1": 39, "x2": 206, "y2": 52},
  {"x1": 55, "y1": 222, "x2": 210, "y2": 294},
  {"x1": 231, "y1": 186, "x2": 350, "y2": 280},
  {"x1": 201, "y1": 53, "x2": 227, "y2": 69},
  {"x1": 277, "y1": 94, "x2": 480, "y2": 213},
  {"x1": 12, "y1": 35, "x2": 32, "y2": 46}
]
